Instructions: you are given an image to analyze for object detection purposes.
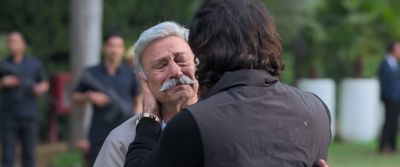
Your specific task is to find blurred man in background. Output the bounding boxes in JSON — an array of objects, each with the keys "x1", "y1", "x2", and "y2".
[
  {"x1": 73, "y1": 33, "x2": 141, "y2": 166},
  {"x1": 378, "y1": 41, "x2": 400, "y2": 154},
  {"x1": 125, "y1": 45, "x2": 137, "y2": 70},
  {"x1": 0, "y1": 31, "x2": 49, "y2": 167}
]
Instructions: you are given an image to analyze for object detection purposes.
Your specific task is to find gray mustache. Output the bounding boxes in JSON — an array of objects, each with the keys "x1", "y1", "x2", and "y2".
[{"x1": 159, "y1": 75, "x2": 196, "y2": 91}]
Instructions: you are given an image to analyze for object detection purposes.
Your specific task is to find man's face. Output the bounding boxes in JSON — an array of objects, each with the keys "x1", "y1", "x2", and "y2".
[
  {"x1": 393, "y1": 43, "x2": 400, "y2": 59},
  {"x1": 7, "y1": 32, "x2": 26, "y2": 56},
  {"x1": 104, "y1": 36, "x2": 125, "y2": 62},
  {"x1": 141, "y1": 36, "x2": 198, "y2": 107}
]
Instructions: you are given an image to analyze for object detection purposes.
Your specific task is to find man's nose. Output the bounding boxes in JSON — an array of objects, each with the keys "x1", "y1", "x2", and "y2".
[{"x1": 168, "y1": 62, "x2": 183, "y2": 78}]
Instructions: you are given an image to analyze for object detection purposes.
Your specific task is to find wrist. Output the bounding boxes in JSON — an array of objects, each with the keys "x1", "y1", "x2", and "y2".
[
  {"x1": 136, "y1": 112, "x2": 161, "y2": 125},
  {"x1": 85, "y1": 92, "x2": 93, "y2": 101}
]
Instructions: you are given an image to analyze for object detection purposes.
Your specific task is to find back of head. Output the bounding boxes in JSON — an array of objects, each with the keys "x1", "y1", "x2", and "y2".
[{"x1": 189, "y1": 0, "x2": 283, "y2": 88}]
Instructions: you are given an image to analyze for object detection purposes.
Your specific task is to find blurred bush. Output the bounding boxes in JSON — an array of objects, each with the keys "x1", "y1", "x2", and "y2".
[{"x1": 289, "y1": 0, "x2": 400, "y2": 80}]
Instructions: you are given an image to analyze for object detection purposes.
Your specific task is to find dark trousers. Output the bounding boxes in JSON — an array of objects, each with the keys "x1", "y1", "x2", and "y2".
[
  {"x1": 88, "y1": 140, "x2": 103, "y2": 167},
  {"x1": 1, "y1": 119, "x2": 37, "y2": 167},
  {"x1": 379, "y1": 102, "x2": 400, "y2": 152}
]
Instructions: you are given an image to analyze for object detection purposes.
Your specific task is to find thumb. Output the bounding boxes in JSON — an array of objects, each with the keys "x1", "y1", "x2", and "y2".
[{"x1": 319, "y1": 159, "x2": 328, "y2": 167}]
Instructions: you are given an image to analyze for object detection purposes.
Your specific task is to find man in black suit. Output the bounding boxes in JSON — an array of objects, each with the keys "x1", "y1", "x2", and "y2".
[{"x1": 378, "y1": 41, "x2": 400, "y2": 154}]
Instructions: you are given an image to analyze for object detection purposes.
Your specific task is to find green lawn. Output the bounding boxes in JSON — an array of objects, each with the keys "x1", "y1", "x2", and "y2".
[
  {"x1": 328, "y1": 141, "x2": 400, "y2": 167},
  {"x1": 51, "y1": 141, "x2": 400, "y2": 167}
]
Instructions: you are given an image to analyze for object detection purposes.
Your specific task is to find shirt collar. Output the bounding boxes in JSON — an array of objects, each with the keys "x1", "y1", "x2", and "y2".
[
  {"x1": 7, "y1": 55, "x2": 27, "y2": 64},
  {"x1": 203, "y1": 69, "x2": 279, "y2": 99},
  {"x1": 385, "y1": 54, "x2": 398, "y2": 70},
  {"x1": 100, "y1": 62, "x2": 124, "y2": 75},
  {"x1": 161, "y1": 121, "x2": 167, "y2": 130}
]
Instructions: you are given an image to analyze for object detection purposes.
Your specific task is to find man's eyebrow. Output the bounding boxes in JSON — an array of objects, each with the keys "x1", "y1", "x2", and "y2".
[
  {"x1": 150, "y1": 52, "x2": 188, "y2": 65},
  {"x1": 173, "y1": 52, "x2": 186, "y2": 56},
  {"x1": 174, "y1": 52, "x2": 190, "y2": 59}
]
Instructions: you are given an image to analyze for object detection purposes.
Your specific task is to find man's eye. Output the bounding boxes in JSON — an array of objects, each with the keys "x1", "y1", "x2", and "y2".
[
  {"x1": 175, "y1": 58, "x2": 188, "y2": 64},
  {"x1": 154, "y1": 64, "x2": 165, "y2": 69},
  {"x1": 154, "y1": 62, "x2": 167, "y2": 69}
]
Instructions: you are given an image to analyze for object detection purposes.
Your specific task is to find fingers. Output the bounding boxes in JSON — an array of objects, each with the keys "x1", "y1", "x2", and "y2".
[
  {"x1": 138, "y1": 72, "x2": 160, "y2": 117},
  {"x1": 319, "y1": 159, "x2": 329, "y2": 167}
]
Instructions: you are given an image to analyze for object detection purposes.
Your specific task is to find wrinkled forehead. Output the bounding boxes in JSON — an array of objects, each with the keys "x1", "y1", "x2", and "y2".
[{"x1": 143, "y1": 36, "x2": 194, "y2": 64}]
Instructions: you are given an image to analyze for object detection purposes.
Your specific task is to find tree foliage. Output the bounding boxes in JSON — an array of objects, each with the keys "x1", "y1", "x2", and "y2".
[
  {"x1": 0, "y1": 0, "x2": 70, "y2": 73},
  {"x1": 1, "y1": 0, "x2": 399, "y2": 81},
  {"x1": 0, "y1": 0, "x2": 197, "y2": 73},
  {"x1": 292, "y1": 0, "x2": 400, "y2": 80}
]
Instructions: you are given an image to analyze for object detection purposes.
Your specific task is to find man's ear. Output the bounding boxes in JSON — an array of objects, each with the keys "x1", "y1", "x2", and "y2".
[{"x1": 138, "y1": 71, "x2": 148, "y2": 81}]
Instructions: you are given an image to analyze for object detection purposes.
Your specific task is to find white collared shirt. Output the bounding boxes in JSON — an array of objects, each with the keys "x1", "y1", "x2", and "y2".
[
  {"x1": 385, "y1": 54, "x2": 398, "y2": 71},
  {"x1": 161, "y1": 121, "x2": 167, "y2": 130}
]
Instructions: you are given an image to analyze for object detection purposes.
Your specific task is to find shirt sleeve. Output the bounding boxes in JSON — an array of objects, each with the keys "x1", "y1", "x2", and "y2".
[
  {"x1": 124, "y1": 109, "x2": 204, "y2": 167},
  {"x1": 74, "y1": 69, "x2": 90, "y2": 93},
  {"x1": 35, "y1": 60, "x2": 48, "y2": 82}
]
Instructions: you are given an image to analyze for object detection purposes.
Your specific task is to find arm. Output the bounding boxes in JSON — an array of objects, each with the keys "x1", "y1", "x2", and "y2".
[
  {"x1": 124, "y1": 110, "x2": 203, "y2": 167},
  {"x1": 30, "y1": 60, "x2": 48, "y2": 96},
  {"x1": 72, "y1": 70, "x2": 110, "y2": 107},
  {"x1": 378, "y1": 62, "x2": 393, "y2": 100},
  {"x1": 0, "y1": 75, "x2": 20, "y2": 89},
  {"x1": 319, "y1": 160, "x2": 329, "y2": 167},
  {"x1": 33, "y1": 80, "x2": 49, "y2": 96},
  {"x1": 72, "y1": 91, "x2": 90, "y2": 106},
  {"x1": 73, "y1": 91, "x2": 111, "y2": 108}
]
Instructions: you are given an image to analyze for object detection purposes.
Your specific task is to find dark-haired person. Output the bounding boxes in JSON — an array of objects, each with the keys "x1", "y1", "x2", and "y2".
[
  {"x1": 378, "y1": 41, "x2": 400, "y2": 154},
  {"x1": 124, "y1": 0, "x2": 331, "y2": 167},
  {"x1": 73, "y1": 33, "x2": 141, "y2": 166},
  {"x1": 0, "y1": 31, "x2": 49, "y2": 167}
]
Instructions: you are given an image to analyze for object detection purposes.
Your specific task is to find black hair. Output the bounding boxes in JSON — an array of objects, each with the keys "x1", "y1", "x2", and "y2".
[
  {"x1": 103, "y1": 32, "x2": 124, "y2": 43},
  {"x1": 387, "y1": 42, "x2": 398, "y2": 53},
  {"x1": 189, "y1": 0, "x2": 283, "y2": 88}
]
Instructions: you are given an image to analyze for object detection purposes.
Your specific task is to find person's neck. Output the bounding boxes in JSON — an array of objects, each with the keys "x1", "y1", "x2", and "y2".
[
  {"x1": 388, "y1": 53, "x2": 398, "y2": 59},
  {"x1": 105, "y1": 60, "x2": 120, "y2": 76},
  {"x1": 12, "y1": 53, "x2": 24, "y2": 64},
  {"x1": 161, "y1": 96, "x2": 198, "y2": 123},
  {"x1": 160, "y1": 105, "x2": 180, "y2": 123}
]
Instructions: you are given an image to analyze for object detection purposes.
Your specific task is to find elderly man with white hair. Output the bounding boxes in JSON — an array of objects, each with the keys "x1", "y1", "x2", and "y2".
[{"x1": 93, "y1": 21, "x2": 199, "y2": 167}]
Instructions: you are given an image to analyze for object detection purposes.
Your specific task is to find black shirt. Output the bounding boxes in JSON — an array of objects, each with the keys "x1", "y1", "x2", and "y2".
[
  {"x1": 0, "y1": 56, "x2": 47, "y2": 120},
  {"x1": 75, "y1": 63, "x2": 141, "y2": 143}
]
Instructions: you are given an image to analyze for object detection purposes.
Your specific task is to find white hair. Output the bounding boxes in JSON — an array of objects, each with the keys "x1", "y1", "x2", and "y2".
[{"x1": 134, "y1": 21, "x2": 189, "y2": 74}]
